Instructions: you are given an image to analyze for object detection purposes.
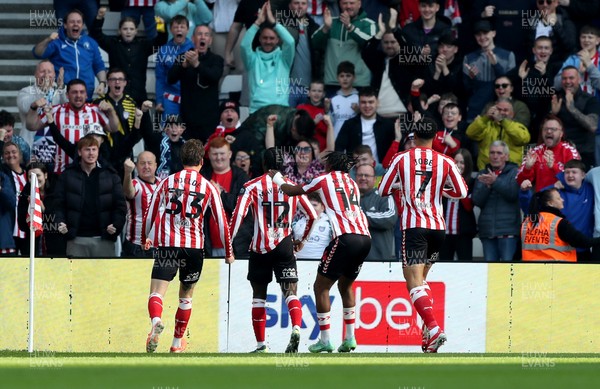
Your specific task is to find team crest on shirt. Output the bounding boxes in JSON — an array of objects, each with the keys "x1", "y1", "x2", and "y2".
[
  {"x1": 344, "y1": 210, "x2": 358, "y2": 220},
  {"x1": 319, "y1": 226, "x2": 325, "y2": 232},
  {"x1": 239, "y1": 187, "x2": 245, "y2": 195},
  {"x1": 83, "y1": 42, "x2": 90, "y2": 50},
  {"x1": 267, "y1": 228, "x2": 283, "y2": 240}
]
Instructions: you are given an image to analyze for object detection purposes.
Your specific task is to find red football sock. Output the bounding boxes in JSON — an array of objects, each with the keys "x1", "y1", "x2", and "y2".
[
  {"x1": 285, "y1": 295, "x2": 302, "y2": 328},
  {"x1": 252, "y1": 299, "x2": 266, "y2": 343},
  {"x1": 174, "y1": 298, "x2": 192, "y2": 339},
  {"x1": 343, "y1": 307, "x2": 356, "y2": 340},
  {"x1": 423, "y1": 281, "x2": 434, "y2": 305},
  {"x1": 148, "y1": 293, "x2": 163, "y2": 320},
  {"x1": 410, "y1": 286, "x2": 438, "y2": 330},
  {"x1": 317, "y1": 312, "x2": 331, "y2": 343}
]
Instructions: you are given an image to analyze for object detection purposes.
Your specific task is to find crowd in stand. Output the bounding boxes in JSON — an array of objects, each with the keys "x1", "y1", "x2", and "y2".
[{"x1": 2, "y1": 0, "x2": 600, "y2": 261}]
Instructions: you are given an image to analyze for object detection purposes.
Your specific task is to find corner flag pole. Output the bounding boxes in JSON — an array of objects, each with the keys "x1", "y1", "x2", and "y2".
[
  {"x1": 226, "y1": 263, "x2": 231, "y2": 352},
  {"x1": 27, "y1": 172, "x2": 39, "y2": 353}
]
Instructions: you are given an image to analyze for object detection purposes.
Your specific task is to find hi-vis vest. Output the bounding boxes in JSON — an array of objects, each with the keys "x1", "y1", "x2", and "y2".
[{"x1": 521, "y1": 212, "x2": 577, "y2": 262}]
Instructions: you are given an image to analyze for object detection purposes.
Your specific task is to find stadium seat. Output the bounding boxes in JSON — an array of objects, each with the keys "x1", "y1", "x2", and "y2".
[{"x1": 219, "y1": 74, "x2": 242, "y2": 102}]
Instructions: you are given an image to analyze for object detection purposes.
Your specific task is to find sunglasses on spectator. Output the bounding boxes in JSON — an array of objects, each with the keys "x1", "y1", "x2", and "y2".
[
  {"x1": 295, "y1": 146, "x2": 312, "y2": 153},
  {"x1": 495, "y1": 83, "x2": 511, "y2": 89},
  {"x1": 235, "y1": 155, "x2": 250, "y2": 161}
]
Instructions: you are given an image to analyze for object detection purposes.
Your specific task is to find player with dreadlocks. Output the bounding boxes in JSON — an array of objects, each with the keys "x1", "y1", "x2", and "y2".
[{"x1": 270, "y1": 151, "x2": 371, "y2": 353}]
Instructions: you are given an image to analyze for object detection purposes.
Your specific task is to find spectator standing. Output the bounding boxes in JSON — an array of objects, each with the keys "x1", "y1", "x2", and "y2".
[
  {"x1": 241, "y1": 2, "x2": 296, "y2": 113},
  {"x1": 463, "y1": 20, "x2": 515, "y2": 122},
  {"x1": 0, "y1": 111, "x2": 31, "y2": 165},
  {"x1": 356, "y1": 163, "x2": 396, "y2": 261},
  {"x1": 1, "y1": 143, "x2": 27, "y2": 255},
  {"x1": 168, "y1": 25, "x2": 224, "y2": 142},
  {"x1": 33, "y1": 10, "x2": 107, "y2": 102},
  {"x1": 90, "y1": 7, "x2": 167, "y2": 104},
  {"x1": 551, "y1": 66, "x2": 600, "y2": 169},
  {"x1": 517, "y1": 115, "x2": 580, "y2": 192},
  {"x1": 521, "y1": 188, "x2": 600, "y2": 261},
  {"x1": 312, "y1": 0, "x2": 376, "y2": 90},
  {"x1": 122, "y1": 152, "x2": 160, "y2": 257},
  {"x1": 0, "y1": 170, "x2": 16, "y2": 255},
  {"x1": 335, "y1": 88, "x2": 395, "y2": 164},
  {"x1": 27, "y1": 79, "x2": 120, "y2": 174},
  {"x1": 155, "y1": 15, "x2": 193, "y2": 125},
  {"x1": 472, "y1": 141, "x2": 521, "y2": 261},
  {"x1": 54, "y1": 136, "x2": 127, "y2": 257},
  {"x1": 200, "y1": 137, "x2": 252, "y2": 256},
  {"x1": 466, "y1": 99, "x2": 530, "y2": 170}
]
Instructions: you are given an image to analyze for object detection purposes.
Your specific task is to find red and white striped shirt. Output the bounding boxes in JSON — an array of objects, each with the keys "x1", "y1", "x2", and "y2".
[
  {"x1": 126, "y1": 177, "x2": 161, "y2": 246},
  {"x1": 308, "y1": 0, "x2": 326, "y2": 16},
  {"x1": 144, "y1": 169, "x2": 233, "y2": 256},
  {"x1": 11, "y1": 170, "x2": 27, "y2": 239},
  {"x1": 379, "y1": 147, "x2": 468, "y2": 230},
  {"x1": 128, "y1": 0, "x2": 157, "y2": 7},
  {"x1": 40, "y1": 103, "x2": 109, "y2": 173},
  {"x1": 230, "y1": 175, "x2": 317, "y2": 254},
  {"x1": 445, "y1": 198, "x2": 460, "y2": 235},
  {"x1": 302, "y1": 171, "x2": 370, "y2": 238}
]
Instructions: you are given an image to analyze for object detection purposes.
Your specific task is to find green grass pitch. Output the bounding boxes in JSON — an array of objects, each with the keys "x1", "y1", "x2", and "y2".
[{"x1": 1, "y1": 352, "x2": 599, "y2": 389}]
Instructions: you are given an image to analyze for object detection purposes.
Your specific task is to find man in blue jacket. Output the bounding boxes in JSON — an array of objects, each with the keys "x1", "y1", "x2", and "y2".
[{"x1": 33, "y1": 9, "x2": 107, "y2": 102}]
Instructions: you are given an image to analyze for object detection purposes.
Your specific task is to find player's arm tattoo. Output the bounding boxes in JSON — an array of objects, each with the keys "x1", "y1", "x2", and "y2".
[{"x1": 568, "y1": 106, "x2": 598, "y2": 132}]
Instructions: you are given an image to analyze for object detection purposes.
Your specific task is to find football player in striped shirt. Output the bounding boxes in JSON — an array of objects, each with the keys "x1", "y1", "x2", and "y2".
[
  {"x1": 122, "y1": 151, "x2": 160, "y2": 257},
  {"x1": 143, "y1": 139, "x2": 234, "y2": 353},
  {"x1": 379, "y1": 116, "x2": 468, "y2": 353},
  {"x1": 230, "y1": 148, "x2": 318, "y2": 353},
  {"x1": 271, "y1": 151, "x2": 372, "y2": 353}
]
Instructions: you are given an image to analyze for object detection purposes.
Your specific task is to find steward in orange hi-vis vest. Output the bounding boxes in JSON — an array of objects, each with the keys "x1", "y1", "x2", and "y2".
[{"x1": 521, "y1": 212, "x2": 577, "y2": 262}]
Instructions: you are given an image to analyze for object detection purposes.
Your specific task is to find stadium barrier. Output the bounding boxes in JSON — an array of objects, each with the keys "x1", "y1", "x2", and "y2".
[{"x1": 1, "y1": 258, "x2": 598, "y2": 353}]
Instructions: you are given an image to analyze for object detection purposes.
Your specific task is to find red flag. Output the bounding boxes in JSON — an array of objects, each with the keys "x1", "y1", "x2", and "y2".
[{"x1": 28, "y1": 173, "x2": 43, "y2": 238}]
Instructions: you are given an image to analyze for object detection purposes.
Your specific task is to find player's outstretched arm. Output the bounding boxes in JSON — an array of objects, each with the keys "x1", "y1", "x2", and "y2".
[{"x1": 270, "y1": 171, "x2": 306, "y2": 196}]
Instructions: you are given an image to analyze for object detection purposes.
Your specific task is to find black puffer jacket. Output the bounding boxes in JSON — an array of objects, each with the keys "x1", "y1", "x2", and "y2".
[{"x1": 53, "y1": 163, "x2": 127, "y2": 241}]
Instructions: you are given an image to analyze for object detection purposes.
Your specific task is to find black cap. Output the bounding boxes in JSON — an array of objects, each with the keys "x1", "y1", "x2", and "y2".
[
  {"x1": 439, "y1": 32, "x2": 458, "y2": 47},
  {"x1": 219, "y1": 100, "x2": 240, "y2": 116},
  {"x1": 473, "y1": 20, "x2": 493, "y2": 34}
]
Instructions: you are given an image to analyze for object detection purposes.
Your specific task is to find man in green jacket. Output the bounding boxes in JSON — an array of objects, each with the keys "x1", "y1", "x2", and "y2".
[{"x1": 312, "y1": 0, "x2": 376, "y2": 91}]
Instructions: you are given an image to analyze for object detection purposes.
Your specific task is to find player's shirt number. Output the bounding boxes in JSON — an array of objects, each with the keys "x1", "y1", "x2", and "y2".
[
  {"x1": 262, "y1": 201, "x2": 290, "y2": 228},
  {"x1": 166, "y1": 189, "x2": 205, "y2": 219}
]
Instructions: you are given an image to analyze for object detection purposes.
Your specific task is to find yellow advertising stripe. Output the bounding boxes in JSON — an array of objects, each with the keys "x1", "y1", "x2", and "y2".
[
  {"x1": 0, "y1": 258, "x2": 220, "y2": 352},
  {"x1": 486, "y1": 263, "x2": 600, "y2": 353}
]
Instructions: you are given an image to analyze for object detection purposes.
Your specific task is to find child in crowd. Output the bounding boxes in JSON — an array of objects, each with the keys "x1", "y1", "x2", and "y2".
[
  {"x1": 330, "y1": 61, "x2": 359, "y2": 139},
  {"x1": 297, "y1": 80, "x2": 329, "y2": 151},
  {"x1": 293, "y1": 193, "x2": 332, "y2": 259}
]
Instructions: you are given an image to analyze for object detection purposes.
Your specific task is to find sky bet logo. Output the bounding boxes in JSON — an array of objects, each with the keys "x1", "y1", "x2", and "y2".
[
  {"x1": 265, "y1": 281, "x2": 445, "y2": 345},
  {"x1": 352, "y1": 281, "x2": 445, "y2": 346},
  {"x1": 265, "y1": 294, "x2": 334, "y2": 340}
]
